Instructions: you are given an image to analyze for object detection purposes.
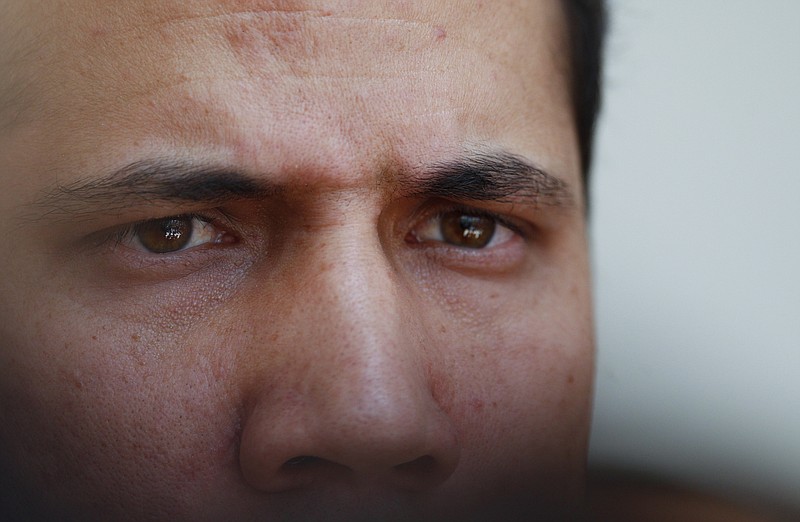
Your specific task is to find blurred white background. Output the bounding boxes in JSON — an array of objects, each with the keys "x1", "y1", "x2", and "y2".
[{"x1": 589, "y1": 0, "x2": 800, "y2": 511}]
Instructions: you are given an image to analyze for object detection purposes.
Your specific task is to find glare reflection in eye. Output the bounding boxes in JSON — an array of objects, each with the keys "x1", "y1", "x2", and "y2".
[
  {"x1": 124, "y1": 215, "x2": 226, "y2": 254},
  {"x1": 414, "y1": 211, "x2": 516, "y2": 249}
]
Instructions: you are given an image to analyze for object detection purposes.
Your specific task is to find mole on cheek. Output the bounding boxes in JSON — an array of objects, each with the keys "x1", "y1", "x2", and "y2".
[{"x1": 88, "y1": 26, "x2": 110, "y2": 39}]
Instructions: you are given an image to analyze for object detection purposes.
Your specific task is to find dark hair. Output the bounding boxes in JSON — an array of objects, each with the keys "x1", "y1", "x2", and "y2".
[{"x1": 562, "y1": 0, "x2": 607, "y2": 189}]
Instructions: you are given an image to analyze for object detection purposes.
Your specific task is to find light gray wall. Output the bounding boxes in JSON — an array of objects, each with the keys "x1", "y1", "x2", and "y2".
[{"x1": 589, "y1": 0, "x2": 800, "y2": 511}]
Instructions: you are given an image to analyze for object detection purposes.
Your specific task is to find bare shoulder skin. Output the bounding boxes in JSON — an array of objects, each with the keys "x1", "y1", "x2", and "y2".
[{"x1": 0, "y1": 1, "x2": 592, "y2": 519}]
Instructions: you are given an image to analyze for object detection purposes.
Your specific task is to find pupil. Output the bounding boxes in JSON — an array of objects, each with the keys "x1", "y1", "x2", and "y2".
[
  {"x1": 460, "y1": 216, "x2": 485, "y2": 240},
  {"x1": 163, "y1": 224, "x2": 184, "y2": 241},
  {"x1": 442, "y1": 213, "x2": 495, "y2": 248},
  {"x1": 137, "y1": 217, "x2": 193, "y2": 253}
]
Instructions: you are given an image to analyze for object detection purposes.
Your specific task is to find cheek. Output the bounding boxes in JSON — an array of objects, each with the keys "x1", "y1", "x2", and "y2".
[
  {"x1": 421, "y1": 260, "x2": 593, "y2": 494},
  {"x1": 0, "y1": 226, "x2": 593, "y2": 514},
  {"x1": 0, "y1": 306, "x2": 243, "y2": 516}
]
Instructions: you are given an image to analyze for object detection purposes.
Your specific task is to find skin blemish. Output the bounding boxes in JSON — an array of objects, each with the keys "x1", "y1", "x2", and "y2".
[
  {"x1": 470, "y1": 398, "x2": 484, "y2": 412},
  {"x1": 89, "y1": 27, "x2": 109, "y2": 39},
  {"x1": 433, "y1": 26, "x2": 447, "y2": 42},
  {"x1": 224, "y1": 19, "x2": 257, "y2": 54},
  {"x1": 567, "y1": 375, "x2": 575, "y2": 384},
  {"x1": 62, "y1": 368, "x2": 84, "y2": 390},
  {"x1": 222, "y1": 10, "x2": 310, "y2": 64},
  {"x1": 131, "y1": 334, "x2": 141, "y2": 342}
]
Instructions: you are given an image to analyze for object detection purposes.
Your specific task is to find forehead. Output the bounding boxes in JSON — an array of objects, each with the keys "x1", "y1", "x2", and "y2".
[{"x1": 1, "y1": 0, "x2": 576, "y2": 189}]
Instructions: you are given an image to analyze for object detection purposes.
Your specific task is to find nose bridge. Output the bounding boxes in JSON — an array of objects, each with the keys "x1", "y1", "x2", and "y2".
[
  {"x1": 300, "y1": 220, "x2": 423, "y2": 428},
  {"x1": 238, "y1": 217, "x2": 460, "y2": 492}
]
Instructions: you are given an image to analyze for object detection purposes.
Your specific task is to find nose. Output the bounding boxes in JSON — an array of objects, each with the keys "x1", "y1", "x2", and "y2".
[{"x1": 238, "y1": 229, "x2": 460, "y2": 494}]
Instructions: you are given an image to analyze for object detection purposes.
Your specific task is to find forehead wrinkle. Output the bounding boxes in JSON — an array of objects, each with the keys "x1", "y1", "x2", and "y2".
[
  {"x1": 0, "y1": 62, "x2": 34, "y2": 132},
  {"x1": 213, "y1": 14, "x2": 450, "y2": 84},
  {"x1": 91, "y1": 1, "x2": 436, "y2": 49},
  {"x1": 56, "y1": 5, "x2": 447, "y2": 99},
  {"x1": 0, "y1": 2, "x2": 61, "y2": 131},
  {"x1": 98, "y1": 4, "x2": 331, "y2": 41},
  {"x1": 113, "y1": 0, "x2": 466, "y2": 81},
  {"x1": 6, "y1": 0, "x2": 579, "y2": 198},
  {"x1": 4, "y1": 1, "x2": 543, "y2": 130}
]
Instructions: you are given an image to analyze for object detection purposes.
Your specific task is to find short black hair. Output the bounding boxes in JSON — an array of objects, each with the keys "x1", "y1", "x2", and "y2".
[{"x1": 562, "y1": 0, "x2": 607, "y2": 188}]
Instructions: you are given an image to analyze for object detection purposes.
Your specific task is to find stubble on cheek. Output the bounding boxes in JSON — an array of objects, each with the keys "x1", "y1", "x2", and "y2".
[
  {"x1": 0, "y1": 293, "x2": 249, "y2": 515},
  {"x1": 407, "y1": 258, "x2": 592, "y2": 500}
]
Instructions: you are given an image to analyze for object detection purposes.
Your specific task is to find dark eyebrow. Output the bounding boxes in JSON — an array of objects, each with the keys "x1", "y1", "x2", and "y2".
[
  {"x1": 29, "y1": 160, "x2": 276, "y2": 221},
  {"x1": 414, "y1": 151, "x2": 575, "y2": 208},
  {"x1": 29, "y1": 150, "x2": 574, "y2": 223}
]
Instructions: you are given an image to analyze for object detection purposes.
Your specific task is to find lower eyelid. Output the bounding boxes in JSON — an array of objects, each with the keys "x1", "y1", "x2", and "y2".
[{"x1": 418, "y1": 236, "x2": 528, "y2": 274}]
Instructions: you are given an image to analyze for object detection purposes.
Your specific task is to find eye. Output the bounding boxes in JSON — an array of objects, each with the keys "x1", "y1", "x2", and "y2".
[
  {"x1": 411, "y1": 209, "x2": 517, "y2": 249},
  {"x1": 122, "y1": 215, "x2": 232, "y2": 254}
]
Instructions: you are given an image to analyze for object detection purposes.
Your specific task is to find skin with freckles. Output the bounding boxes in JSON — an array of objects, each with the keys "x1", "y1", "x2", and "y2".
[{"x1": 0, "y1": 0, "x2": 593, "y2": 519}]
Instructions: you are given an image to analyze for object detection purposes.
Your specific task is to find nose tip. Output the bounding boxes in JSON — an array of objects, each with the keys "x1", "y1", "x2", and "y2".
[{"x1": 238, "y1": 394, "x2": 460, "y2": 494}]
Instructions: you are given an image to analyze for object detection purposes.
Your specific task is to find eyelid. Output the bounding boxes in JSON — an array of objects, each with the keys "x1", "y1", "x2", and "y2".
[
  {"x1": 102, "y1": 213, "x2": 232, "y2": 253},
  {"x1": 413, "y1": 203, "x2": 528, "y2": 236},
  {"x1": 449, "y1": 205, "x2": 526, "y2": 237},
  {"x1": 408, "y1": 202, "x2": 530, "y2": 251},
  {"x1": 73, "y1": 209, "x2": 257, "y2": 284}
]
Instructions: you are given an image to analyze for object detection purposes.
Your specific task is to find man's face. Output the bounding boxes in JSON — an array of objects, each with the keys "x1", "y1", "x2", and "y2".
[{"x1": 0, "y1": 0, "x2": 592, "y2": 519}]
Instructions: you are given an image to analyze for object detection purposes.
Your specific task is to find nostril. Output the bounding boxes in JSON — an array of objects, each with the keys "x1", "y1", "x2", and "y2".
[
  {"x1": 393, "y1": 455, "x2": 437, "y2": 475},
  {"x1": 282, "y1": 456, "x2": 322, "y2": 469},
  {"x1": 279, "y1": 456, "x2": 353, "y2": 486},
  {"x1": 391, "y1": 455, "x2": 449, "y2": 490},
  {"x1": 278, "y1": 455, "x2": 444, "y2": 489}
]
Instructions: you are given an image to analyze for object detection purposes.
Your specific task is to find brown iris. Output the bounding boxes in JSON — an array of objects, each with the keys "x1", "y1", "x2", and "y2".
[
  {"x1": 440, "y1": 212, "x2": 496, "y2": 248},
  {"x1": 135, "y1": 216, "x2": 193, "y2": 253}
]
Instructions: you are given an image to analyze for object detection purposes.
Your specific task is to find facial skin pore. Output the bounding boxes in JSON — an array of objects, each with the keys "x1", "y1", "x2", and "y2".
[{"x1": 0, "y1": 0, "x2": 593, "y2": 519}]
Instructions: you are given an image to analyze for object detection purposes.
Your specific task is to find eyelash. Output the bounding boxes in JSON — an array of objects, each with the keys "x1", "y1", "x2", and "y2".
[
  {"x1": 409, "y1": 203, "x2": 528, "y2": 241},
  {"x1": 442, "y1": 205, "x2": 525, "y2": 236},
  {"x1": 104, "y1": 213, "x2": 233, "y2": 252}
]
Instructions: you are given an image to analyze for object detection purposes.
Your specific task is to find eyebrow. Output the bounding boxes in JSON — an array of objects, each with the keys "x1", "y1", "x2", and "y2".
[
  {"x1": 30, "y1": 151, "x2": 574, "y2": 221},
  {"x1": 30, "y1": 161, "x2": 277, "y2": 221},
  {"x1": 415, "y1": 151, "x2": 574, "y2": 207}
]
